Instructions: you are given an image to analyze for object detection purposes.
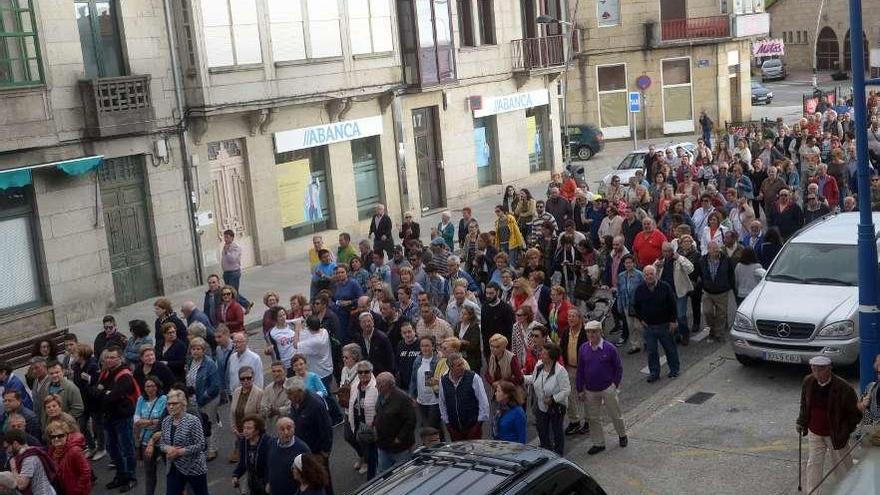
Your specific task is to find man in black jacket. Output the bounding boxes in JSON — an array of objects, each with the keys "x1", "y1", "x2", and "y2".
[
  {"x1": 286, "y1": 377, "x2": 332, "y2": 492},
  {"x1": 374, "y1": 372, "x2": 417, "y2": 472},
  {"x1": 99, "y1": 346, "x2": 138, "y2": 491},
  {"x1": 699, "y1": 241, "x2": 735, "y2": 343},
  {"x1": 94, "y1": 315, "x2": 128, "y2": 360},
  {"x1": 633, "y1": 265, "x2": 680, "y2": 383},
  {"x1": 369, "y1": 203, "x2": 394, "y2": 260},
  {"x1": 354, "y1": 312, "x2": 395, "y2": 375},
  {"x1": 480, "y1": 284, "x2": 514, "y2": 360}
]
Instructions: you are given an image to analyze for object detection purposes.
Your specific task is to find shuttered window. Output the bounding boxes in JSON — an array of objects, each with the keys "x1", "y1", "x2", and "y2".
[
  {"x1": 348, "y1": 0, "x2": 393, "y2": 55},
  {"x1": 0, "y1": 187, "x2": 42, "y2": 313},
  {"x1": 201, "y1": 0, "x2": 262, "y2": 67},
  {"x1": 268, "y1": 0, "x2": 343, "y2": 61}
]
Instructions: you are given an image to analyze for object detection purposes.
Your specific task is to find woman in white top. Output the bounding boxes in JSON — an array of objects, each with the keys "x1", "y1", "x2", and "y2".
[
  {"x1": 265, "y1": 306, "x2": 296, "y2": 373},
  {"x1": 733, "y1": 247, "x2": 762, "y2": 306},
  {"x1": 339, "y1": 344, "x2": 366, "y2": 474},
  {"x1": 700, "y1": 211, "x2": 728, "y2": 255},
  {"x1": 525, "y1": 342, "x2": 570, "y2": 456},
  {"x1": 348, "y1": 360, "x2": 379, "y2": 479}
]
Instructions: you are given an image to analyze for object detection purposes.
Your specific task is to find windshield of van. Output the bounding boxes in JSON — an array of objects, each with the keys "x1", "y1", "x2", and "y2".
[{"x1": 766, "y1": 243, "x2": 857, "y2": 286}]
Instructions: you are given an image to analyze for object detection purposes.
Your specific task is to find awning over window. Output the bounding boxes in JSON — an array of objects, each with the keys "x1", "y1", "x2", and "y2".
[{"x1": 0, "y1": 155, "x2": 104, "y2": 190}]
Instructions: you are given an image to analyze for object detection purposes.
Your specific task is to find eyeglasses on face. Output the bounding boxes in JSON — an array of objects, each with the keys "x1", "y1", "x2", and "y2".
[
  {"x1": 167, "y1": 401, "x2": 181, "y2": 406},
  {"x1": 357, "y1": 370, "x2": 371, "y2": 375},
  {"x1": 103, "y1": 325, "x2": 114, "y2": 330},
  {"x1": 222, "y1": 292, "x2": 233, "y2": 296},
  {"x1": 49, "y1": 434, "x2": 66, "y2": 440},
  {"x1": 239, "y1": 376, "x2": 254, "y2": 381}
]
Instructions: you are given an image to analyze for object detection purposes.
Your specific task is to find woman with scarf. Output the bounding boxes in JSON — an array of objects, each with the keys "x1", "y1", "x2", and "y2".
[{"x1": 484, "y1": 334, "x2": 524, "y2": 390}]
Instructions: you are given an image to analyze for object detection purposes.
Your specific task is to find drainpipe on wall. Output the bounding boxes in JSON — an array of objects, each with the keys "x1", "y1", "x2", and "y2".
[
  {"x1": 390, "y1": 92, "x2": 410, "y2": 219},
  {"x1": 163, "y1": 0, "x2": 204, "y2": 284}
]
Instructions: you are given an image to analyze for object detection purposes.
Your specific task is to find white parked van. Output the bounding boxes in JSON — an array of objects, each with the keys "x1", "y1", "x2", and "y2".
[{"x1": 730, "y1": 212, "x2": 880, "y2": 367}]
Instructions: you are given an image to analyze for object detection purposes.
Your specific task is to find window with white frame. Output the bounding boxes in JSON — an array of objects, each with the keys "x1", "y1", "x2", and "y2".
[
  {"x1": 201, "y1": 0, "x2": 262, "y2": 67},
  {"x1": 267, "y1": 0, "x2": 343, "y2": 62},
  {"x1": 662, "y1": 58, "x2": 693, "y2": 130},
  {"x1": 349, "y1": 0, "x2": 393, "y2": 55},
  {"x1": 596, "y1": 64, "x2": 628, "y2": 135}
]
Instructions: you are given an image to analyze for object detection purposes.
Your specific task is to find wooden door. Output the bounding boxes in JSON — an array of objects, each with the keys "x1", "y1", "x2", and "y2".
[
  {"x1": 412, "y1": 107, "x2": 446, "y2": 210},
  {"x1": 729, "y1": 74, "x2": 741, "y2": 121},
  {"x1": 99, "y1": 155, "x2": 159, "y2": 306},
  {"x1": 208, "y1": 139, "x2": 255, "y2": 268},
  {"x1": 816, "y1": 27, "x2": 839, "y2": 71}
]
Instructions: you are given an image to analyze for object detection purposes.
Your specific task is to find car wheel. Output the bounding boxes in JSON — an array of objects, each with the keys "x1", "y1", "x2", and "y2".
[
  {"x1": 766, "y1": 99, "x2": 772, "y2": 105},
  {"x1": 577, "y1": 146, "x2": 593, "y2": 161},
  {"x1": 735, "y1": 354, "x2": 759, "y2": 366}
]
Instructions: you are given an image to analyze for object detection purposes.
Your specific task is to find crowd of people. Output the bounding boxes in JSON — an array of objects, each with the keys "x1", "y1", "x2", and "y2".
[{"x1": 5, "y1": 99, "x2": 880, "y2": 495}]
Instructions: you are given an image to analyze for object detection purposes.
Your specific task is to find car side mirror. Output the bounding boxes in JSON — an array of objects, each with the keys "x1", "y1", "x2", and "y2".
[{"x1": 755, "y1": 268, "x2": 767, "y2": 280}]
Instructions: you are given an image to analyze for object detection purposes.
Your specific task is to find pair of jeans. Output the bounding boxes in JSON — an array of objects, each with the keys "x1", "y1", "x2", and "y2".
[
  {"x1": 534, "y1": 408, "x2": 565, "y2": 455},
  {"x1": 364, "y1": 441, "x2": 378, "y2": 479},
  {"x1": 377, "y1": 448, "x2": 411, "y2": 473},
  {"x1": 141, "y1": 446, "x2": 159, "y2": 495},
  {"x1": 105, "y1": 416, "x2": 136, "y2": 481},
  {"x1": 643, "y1": 324, "x2": 681, "y2": 378},
  {"x1": 675, "y1": 295, "x2": 691, "y2": 338},
  {"x1": 166, "y1": 464, "x2": 209, "y2": 495},
  {"x1": 222, "y1": 269, "x2": 251, "y2": 307},
  {"x1": 77, "y1": 410, "x2": 104, "y2": 450},
  {"x1": 320, "y1": 374, "x2": 345, "y2": 425}
]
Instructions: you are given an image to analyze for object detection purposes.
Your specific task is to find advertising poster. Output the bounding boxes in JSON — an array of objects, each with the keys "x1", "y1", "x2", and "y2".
[
  {"x1": 275, "y1": 159, "x2": 314, "y2": 227},
  {"x1": 526, "y1": 116, "x2": 538, "y2": 157},
  {"x1": 597, "y1": 0, "x2": 620, "y2": 27},
  {"x1": 474, "y1": 125, "x2": 490, "y2": 169}
]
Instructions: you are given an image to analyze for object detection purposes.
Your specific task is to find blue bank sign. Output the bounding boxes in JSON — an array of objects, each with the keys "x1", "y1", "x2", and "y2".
[
  {"x1": 472, "y1": 89, "x2": 550, "y2": 118},
  {"x1": 275, "y1": 115, "x2": 384, "y2": 153}
]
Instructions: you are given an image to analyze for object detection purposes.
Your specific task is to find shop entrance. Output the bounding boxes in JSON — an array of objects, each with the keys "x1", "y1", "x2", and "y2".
[{"x1": 412, "y1": 106, "x2": 446, "y2": 210}]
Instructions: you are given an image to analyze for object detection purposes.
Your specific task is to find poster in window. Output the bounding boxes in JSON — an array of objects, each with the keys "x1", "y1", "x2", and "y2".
[
  {"x1": 276, "y1": 159, "x2": 322, "y2": 227},
  {"x1": 474, "y1": 126, "x2": 491, "y2": 169},
  {"x1": 597, "y1": 0, "x2": 620, "y2": 27},
  {"x1": 526, "y1": 116, "x2": 541, "y2": 158}
]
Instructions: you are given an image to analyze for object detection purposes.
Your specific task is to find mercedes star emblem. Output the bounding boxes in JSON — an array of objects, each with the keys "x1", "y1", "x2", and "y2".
[{"x1": 776, "y1": 323, "x2": 791, "y2": 338}]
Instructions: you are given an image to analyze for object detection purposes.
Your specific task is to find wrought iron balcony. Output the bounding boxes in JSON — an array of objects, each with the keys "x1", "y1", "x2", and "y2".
[
  {"x1": 660, "y1": 15, "x2": 730, "y2": 42},
  {"x1": 512, "y1": 30, "x2": 581, "y2": 72},
  {"x1": 79, "y1": 74, "x2": 154, "y2": 138}
]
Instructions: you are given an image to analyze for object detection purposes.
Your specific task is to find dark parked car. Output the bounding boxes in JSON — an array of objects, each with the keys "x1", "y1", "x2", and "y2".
[
  {"x1": 352, "y1": 441, "x2": 608, "y2": 495},
  {"x1": 564, "y1": 124, "x2": 604, "y2": 161},
  {"x1": 751, "y1": 81, "x2": 773, "y2": 105}
]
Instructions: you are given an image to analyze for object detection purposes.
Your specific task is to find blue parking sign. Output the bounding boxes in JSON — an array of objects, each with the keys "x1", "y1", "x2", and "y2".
[{"x1": 629, "y1": 91, "x2": 641, "y2": 113}]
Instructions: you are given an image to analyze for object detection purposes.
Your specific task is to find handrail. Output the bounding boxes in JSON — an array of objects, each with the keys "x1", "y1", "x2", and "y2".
[
  {"x1": 511, "y1": 30, "x2": 581, "y2": 71},
  {"x1": 660, "y1": 15, "x2": 730, "y2": 41}
]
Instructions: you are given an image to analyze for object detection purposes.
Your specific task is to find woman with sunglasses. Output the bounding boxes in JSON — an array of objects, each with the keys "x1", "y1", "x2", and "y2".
[
  {"x1": 215, "y1": 286, "x2": 245, "y2": 334},
  {"x1": 150, "y1": 389, "x2": 209, "y2": 495},
  {"x1": 134, "y1": 375, "x2": 166, "y2": 495},
  {"x1": 47, "y1": 419, "x2": 92, "y2": 495},
  {"x1": 349, "y1": 360, "x2": 379, "y2": 479},
  {"x1": 229, "y1": 366, "x2": 263, "y2": 465}
]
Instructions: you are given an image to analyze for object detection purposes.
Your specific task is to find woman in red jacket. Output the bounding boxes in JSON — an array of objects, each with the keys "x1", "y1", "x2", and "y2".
[
  {"x1": 215, "y1": 285, "x2": 245, "y2": 333},
  {"x1": 47, "y1": 420, "x2": 92, "y2": 495}
]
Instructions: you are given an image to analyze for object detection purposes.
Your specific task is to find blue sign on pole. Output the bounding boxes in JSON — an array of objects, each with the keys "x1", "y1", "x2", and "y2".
[{"x1": 629, "y1": 91, "x2": 641, "y2": 113}]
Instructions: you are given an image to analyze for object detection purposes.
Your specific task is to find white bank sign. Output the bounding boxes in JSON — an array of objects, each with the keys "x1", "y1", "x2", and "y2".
[
  {"x1": 472, "y1": 89, "x2": 550, "y2": 118},
  {"x1": 275, "y1": 116, "x2": 384, "y2": 153}
]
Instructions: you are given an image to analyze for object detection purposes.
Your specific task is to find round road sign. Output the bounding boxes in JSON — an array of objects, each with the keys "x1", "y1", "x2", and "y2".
[{"x1": 636, "y1": 75, "x2": 652, "y2": 91}]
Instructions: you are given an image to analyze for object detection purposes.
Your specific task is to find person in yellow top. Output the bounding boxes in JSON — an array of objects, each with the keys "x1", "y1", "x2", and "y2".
[
  {"x1": 494, "y1": 205, "x2": 525, "y2": 267},
  {"x1": 432, "y1": 337, "x2": 470, "y2": 389}
]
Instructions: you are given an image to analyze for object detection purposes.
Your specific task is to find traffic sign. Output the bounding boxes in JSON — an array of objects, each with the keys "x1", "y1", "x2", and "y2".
[
  {"x1": 636, "y1": 75, "x2": 652, "y2": 90},
  {"x1": 629, "y1": 91, "x2": 641, "y2": 113}
]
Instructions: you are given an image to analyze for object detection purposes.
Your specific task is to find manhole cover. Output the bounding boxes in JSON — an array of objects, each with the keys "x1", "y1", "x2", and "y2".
[{"x1": 684, "y1": 392, "x2": 715, "y2": 404}]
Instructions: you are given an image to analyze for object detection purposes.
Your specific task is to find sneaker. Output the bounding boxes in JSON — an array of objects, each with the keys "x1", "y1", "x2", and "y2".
[
  {"x1": 358, "y1": 464, "x2": 368, "y2": 475},
  {"x1": 578, "y1": 423, "x2": 591, "y2": 435},
  {"x1": 207, "y1": 451, "x2": 218, "y2": 462},
  {"x1": 564, "y1": 423, "x2": 581, "y2": 435},
  {"x1": 646, "y1": 375, "x2": 660, "y2": 383},
  {"x1": 91, "y1": 449, "x2": 107, "y2": 461},
  {"x1": 587, "y1": 445, "x2": 606, "y2": 455},
  {"x1": 119, "y1": 479, "x2": 137, "y2": 493},
  {"x1": 668, "y1": 371, "x2": 680, "y2": 379},
  {"x1": 626, "y1": 347, "x2": 641, "y2": 355},
  {"x1": 353, "y1": 460, "x2": 362, "y2": 470},
  {"x1": 706, "y1": 337, "x2": 716, "y2": 344},
  {"x1": 619, "y1": 436, "x2": 629, "y2": 447},
  {"x1": 105, "y1": 479, "x2": 124, "y2": 490}
]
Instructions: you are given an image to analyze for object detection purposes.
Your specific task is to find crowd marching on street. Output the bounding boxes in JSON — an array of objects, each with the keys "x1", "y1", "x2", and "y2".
[{"x1": 6, "y1": 91, "x2": 880, "y2": 495}]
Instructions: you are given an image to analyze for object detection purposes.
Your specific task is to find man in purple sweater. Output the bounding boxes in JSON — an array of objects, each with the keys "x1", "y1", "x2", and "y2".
[{"x1": 576, "y1": 320, "x2": 627, "y2": 455}]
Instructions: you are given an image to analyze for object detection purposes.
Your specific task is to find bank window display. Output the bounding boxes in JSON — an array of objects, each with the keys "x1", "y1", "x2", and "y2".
[
  {"x1": 473, "y1": 117, "x2": 498, "y2": 187},
  {"x1": 0, "y1": 186, "x2": 43, "y2": 313},
  {"x1": 351, "y1": 137, "x2": 385, "y2": 220},
  {"x1": 596, "y1": 63, "x2": 628, "y2": 138},
  {"x1": 275, "y1": 146, "x2": 334, "y2": 240},
  {"x1": 526, "y1": 107, "x2": 547, "y2": 173},
  {"x1": 661, "y1": 57, "x2": 694, "y2": 133}
]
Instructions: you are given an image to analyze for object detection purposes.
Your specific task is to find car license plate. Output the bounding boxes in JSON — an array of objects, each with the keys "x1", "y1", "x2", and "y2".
[{"x1": 764, "y1": 351, "x2": 801, "y2": 364}]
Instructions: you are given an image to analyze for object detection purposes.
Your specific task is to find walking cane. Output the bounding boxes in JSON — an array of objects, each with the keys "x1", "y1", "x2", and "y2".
[{"x1": 797, "y1": 432, "x2": 803, "y2": 492}]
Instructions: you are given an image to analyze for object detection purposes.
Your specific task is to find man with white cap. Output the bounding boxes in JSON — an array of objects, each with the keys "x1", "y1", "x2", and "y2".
[
  {"x1": 576, "y1": 320, "x2": 626, "y2": 455},
  {"x1": 796, "y1": 355, "x2": 861, "y2": 494}
]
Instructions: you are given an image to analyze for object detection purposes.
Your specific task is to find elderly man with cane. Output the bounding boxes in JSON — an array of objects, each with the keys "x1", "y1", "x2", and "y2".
[{"x1": 795, "y1": 356, "x2": 861, "y2": 494}]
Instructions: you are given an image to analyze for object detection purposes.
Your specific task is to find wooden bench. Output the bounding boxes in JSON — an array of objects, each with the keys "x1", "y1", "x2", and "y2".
[{"x1": 0, "y1": 328, "x2": 69, "y2": 370}]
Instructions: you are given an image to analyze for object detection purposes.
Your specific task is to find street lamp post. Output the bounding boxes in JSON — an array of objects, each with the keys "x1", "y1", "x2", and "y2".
[
  {"x1": 847, "y1": 0, "x2": 880, "y2": 392},
  {"x1": 537, "y1": 15, "x2": 575, "y2": 176}
]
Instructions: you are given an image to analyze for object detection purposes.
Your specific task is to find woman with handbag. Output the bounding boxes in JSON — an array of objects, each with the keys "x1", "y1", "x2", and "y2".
[
  {"x1": 348, "y1": 360, "x2": 379, "y2": 479},
  {"x1": 339, "y1": 344, "x2": 365, "y2": 473},
  {"x1": 186, "y1": 337, "x2": 221, "y2": 462},
  {"x1": 134, "y1": 375, "x2": 167, "y2": 495},
  {"x1": 526, "y1": 342, "x2": 570, "y2": 455}
]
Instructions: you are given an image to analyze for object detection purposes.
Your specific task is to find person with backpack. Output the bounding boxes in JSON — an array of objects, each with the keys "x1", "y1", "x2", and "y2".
[
  {"x1": 98, "y1": 346, "x2": 140, "y2": 492},
  {"x1": 5, "y1": 428, "x2": 59, "y2": 495}
]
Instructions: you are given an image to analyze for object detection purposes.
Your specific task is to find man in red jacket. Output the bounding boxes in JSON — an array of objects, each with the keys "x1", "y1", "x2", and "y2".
[
  {"x1": 810, "y1": 163, "x2": 841, "y2": 210},
  {"x1": 632, "y1": 218, "x2": 667, "y2": 268}
]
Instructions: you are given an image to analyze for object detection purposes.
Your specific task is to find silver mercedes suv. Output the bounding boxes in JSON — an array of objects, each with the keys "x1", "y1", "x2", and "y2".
[{"x1": 730, "y1": 213, "x2": 879, "y2": 368}]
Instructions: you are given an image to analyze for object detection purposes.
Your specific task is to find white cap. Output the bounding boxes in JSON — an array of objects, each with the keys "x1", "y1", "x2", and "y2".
[
  {"x1": 293, "y1": 454, "x2": 303, "y2": 471},
  {"x1": 809, "y1": 356, "x2": 832, "y2": 366}
]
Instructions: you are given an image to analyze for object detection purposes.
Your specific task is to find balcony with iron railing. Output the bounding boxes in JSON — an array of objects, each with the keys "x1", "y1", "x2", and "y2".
[
  {"x1": 660, "y1": 15, "x2": 731, "y2": 42},
  {"x1": 512, "y1": 30, "x2": 581, "y2": 73},
  {"x1": 79, "y1": 74, "x2": 155, "y2": 138}
]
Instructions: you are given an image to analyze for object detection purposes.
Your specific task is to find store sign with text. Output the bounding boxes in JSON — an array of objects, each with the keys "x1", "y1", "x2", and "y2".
[
  {"x1": 753, "y1": 38, "x2": 785, "y2": 58},
  {"x1": 471, "y1": 89, "x2": 550, "y2": 118},
  {"x1": 274, "y1": 116, "x2": 384, "y2": 153}
]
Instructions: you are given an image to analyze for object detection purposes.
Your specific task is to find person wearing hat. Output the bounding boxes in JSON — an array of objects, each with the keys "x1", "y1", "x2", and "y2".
[
  {"x1": 576, "y1": 320, "x2": 626, "y2": 455},
  {"x1": 796, "y1": 356, "x2": 861, "y2": 494}
]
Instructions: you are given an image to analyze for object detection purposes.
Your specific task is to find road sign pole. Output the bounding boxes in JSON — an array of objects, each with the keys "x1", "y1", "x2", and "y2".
[{"x1": 632, "y1": 111, "x2": 638, "y2": 150}]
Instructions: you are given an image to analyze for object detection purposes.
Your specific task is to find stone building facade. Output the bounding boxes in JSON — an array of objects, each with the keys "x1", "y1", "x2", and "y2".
[
  {"x1": 0, "y1": 0, "x2": 197, "y2": 340},
  {"x1": 566, "y1": 0, "x2": 768, "y2": 139},
  {"x1": 767, "y1": 0, "x2": 877, "y2": 72}
]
